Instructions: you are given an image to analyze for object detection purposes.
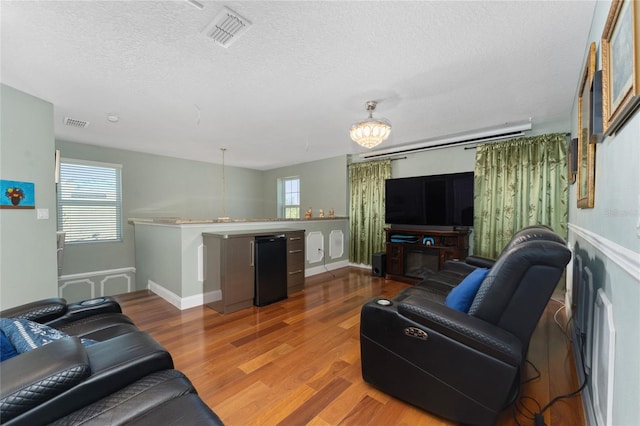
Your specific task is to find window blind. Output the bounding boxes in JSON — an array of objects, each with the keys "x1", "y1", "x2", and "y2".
[
  {"x1": 283, "y1": 177, "x2": 300, "y2": 218},
  {"x1": 57, "y1": 159, "x2": 123, "y2": 243}
]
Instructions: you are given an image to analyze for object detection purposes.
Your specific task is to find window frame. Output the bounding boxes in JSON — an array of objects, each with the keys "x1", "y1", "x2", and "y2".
[
  {"x1": 57, "y1": 158, "x2": 123, "y2": 244},
  {"x1": 280, "y1": 176, "x2": 300, "y2": 219}
]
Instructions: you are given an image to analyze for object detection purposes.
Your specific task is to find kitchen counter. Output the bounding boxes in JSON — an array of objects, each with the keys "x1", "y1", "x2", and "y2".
[
  {"x1": 132, "y1": 218, "x2": 350, "y2": 310},
  {"x1": 129, "y1": 216, "x2": 347, "y2": 225}
]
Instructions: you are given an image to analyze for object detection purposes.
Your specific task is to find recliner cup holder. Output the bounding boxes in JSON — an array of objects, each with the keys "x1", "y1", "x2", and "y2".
[{"x1": 79, "y1": 297, "x2": 108, "y2": 306}]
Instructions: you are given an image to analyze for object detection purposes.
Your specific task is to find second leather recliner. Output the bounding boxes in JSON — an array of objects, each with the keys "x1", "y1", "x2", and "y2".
[{"x1": 360, "y1": 229, "x2": 571, "y2": 426}]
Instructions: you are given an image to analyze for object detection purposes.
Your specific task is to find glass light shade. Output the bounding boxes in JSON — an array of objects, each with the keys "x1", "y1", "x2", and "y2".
[{"x1": 350, "y1": 117, "x2": 392, "y2": 149}]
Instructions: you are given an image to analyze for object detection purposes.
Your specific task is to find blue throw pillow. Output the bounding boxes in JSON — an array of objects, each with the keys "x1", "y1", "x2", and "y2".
[
  {"x1": 1, "y1": 330, "x2": 18, "y2": 361},
  {"x1": 445, "y1": 268, "x2": 490, "y2": 313},
  {"x1": 0, "y1": 318, "x2": 97, "y2": 355}
]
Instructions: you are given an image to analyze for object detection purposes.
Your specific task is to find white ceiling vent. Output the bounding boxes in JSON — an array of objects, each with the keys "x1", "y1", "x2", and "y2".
[
  {"x1": 202, "y1": 6, "x2": 252, "y2": 48},
  {"x1": 63, "y1": 117, "x2": 89, "y2": 128}
]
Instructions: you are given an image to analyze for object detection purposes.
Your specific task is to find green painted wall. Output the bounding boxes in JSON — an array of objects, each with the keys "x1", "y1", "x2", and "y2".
[
  {"x1": 389, "y1": 144, "x2": 477, "y2": 178},
  {"x1": 568, "y1": 1, "x2": 640, "y2": 424},
  {"x1": 55, "y1": 140, "x2": 264, "y2": 277},
  {"x1": 262, "y1": 155, "x2": 349, "y2": 218},
  {"x1": 0, "y1": 85, "x2": 58, "y2": 309}
]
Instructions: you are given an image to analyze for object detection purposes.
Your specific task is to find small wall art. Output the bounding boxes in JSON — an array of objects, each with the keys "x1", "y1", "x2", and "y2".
[
  {"x1": 602, "y1": 0, "x2": 640, "y2": 135},
  {"x1": 568, "y1": 137, "x2": 578, "y2": 184},
  {"x1": 0, "y1": 179, "x2": 35, "y2": 209}
]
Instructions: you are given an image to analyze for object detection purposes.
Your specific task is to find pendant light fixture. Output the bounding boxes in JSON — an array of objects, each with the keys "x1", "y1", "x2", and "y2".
[
  {"x1": 350, "y1": 101, "x2": 392, "y2": 149},
  {"x1": 219, "y1": 148, "x2": 229, "y2": 220}
]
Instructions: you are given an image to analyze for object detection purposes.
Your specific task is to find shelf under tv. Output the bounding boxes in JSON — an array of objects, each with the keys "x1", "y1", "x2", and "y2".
[{"x1": 384, "y1": 227, "x2": 470, "y2": 283}]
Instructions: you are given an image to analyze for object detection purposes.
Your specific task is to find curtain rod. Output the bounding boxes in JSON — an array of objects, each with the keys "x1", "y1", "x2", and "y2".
[{"x1": 347, "y1": 156, "x2": 407, "y2": 167}]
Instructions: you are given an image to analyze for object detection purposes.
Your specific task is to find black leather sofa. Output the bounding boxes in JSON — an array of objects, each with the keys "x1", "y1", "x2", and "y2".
[
  {"x1": 360, "y1": 227, "x2": 571, "y2": 425},
  {"x1": 1, "y1": 297, "x2": 223, "y2": 425},
  {"x1": 400, "y1": 224, "x2": 568, "y2": 302}
]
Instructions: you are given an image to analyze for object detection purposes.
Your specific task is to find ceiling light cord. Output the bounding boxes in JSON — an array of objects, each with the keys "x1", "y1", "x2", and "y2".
[{"x1": 221, "y1": 148, "x2": 227, "y2": 219}]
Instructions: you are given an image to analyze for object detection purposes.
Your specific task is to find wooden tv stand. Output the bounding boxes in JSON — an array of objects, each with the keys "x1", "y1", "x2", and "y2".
[{"x1": 385, "y1": 227, "x2": 470, "y2": 282}]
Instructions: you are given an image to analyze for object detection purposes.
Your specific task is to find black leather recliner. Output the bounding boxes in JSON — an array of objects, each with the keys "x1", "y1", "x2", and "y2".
[
  {"x1": 0, "y1": 296, "x2": 138, "y2": 340},
  {"x1": 1, "y1": 333, "x2": 173, "y2": 425},
  {"x1": 360, "y1": 232, "x2": 571, "y2": 425},
  {"x1": 448, "y1": 224, "x2": 562, "y2": 272},
  {"x1": 402, "y1": 225, "x2": 567, "y2": 302},
  {"x1": 1, "y1": 297, "x2": 224, "y2": 425}
]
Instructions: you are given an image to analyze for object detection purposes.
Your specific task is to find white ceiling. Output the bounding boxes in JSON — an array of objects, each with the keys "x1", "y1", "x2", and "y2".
[{"x1": 1, "y1": 1, "x2": 596, "y2": 170}]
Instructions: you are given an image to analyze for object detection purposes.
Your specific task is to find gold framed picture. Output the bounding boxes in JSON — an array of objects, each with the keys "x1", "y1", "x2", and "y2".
[
  {"x1": 577, "y1": 42, "x2": 596, "y2": 209},
  {"x1": 602, "y1": 0, "x2": 640, "y2": 134},
  {"x1": 568, "y1": 137, "x2": 578, "y2": 184}
]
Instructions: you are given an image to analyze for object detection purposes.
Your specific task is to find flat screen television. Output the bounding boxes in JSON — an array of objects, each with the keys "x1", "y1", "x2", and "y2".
[{"x1": 385, "y1": 172, "x2": 474, "y2": 227}]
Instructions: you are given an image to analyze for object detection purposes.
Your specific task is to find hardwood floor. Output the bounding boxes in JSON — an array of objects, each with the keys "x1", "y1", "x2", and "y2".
[{"x1": 114, "y1": 267, "x2": 584, "y2": 426}]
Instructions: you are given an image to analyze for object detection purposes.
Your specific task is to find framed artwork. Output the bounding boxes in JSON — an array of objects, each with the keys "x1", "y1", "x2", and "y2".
[
  {"x1": 55, "y1": 149, "x2": 61, "y2": 184},
  {"x1": 602, "y1": 0, "x2": 640, "y2": 134},
  {"x1": 568, "y1": 137, "x2": 578, "y2": 184},
  {"x1": 590, "y1": 70, "x2": 604, "y2": 143},
  {"x1": 0, "y1": 179, "x2": 35, "y2": 209},
  {"x1": 577, "y1": 42, "x2": 596, "y2": 209}
]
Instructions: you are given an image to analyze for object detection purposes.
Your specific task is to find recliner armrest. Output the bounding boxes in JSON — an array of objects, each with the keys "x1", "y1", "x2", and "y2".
[
  {"x1": 396, "y1": 294, "x2": 522, "y2": 365},
  {"x1": 4, "y1": 332, "x2": 174, "y2": 426},
  {"x1": 0, "y1": 338, "x2": 91, "y2": 423},
  {"x1": 0, "y1": 298, "x2": 68, "y2": 323},
  {"x1": 46, "y1": 297, "x2": 122, "y2": 329},
  {"x1": 464, "y1": 255, "x2": 496, "y2": 269}
]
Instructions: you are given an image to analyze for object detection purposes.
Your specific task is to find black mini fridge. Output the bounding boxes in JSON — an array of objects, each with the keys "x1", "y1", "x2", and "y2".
[{"x1": 254, "y1": 234, "x2": 288, "y2": 306}]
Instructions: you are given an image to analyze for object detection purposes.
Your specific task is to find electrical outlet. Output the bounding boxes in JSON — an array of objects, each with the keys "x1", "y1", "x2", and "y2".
[{"x1": 36, "y1": 208, "x2": 49, "y2": 220}]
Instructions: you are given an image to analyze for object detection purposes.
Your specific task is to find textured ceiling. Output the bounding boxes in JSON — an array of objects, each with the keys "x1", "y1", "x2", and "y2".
[{"x1": 1, "y1": 1, "x2": 595, "y2": 170}]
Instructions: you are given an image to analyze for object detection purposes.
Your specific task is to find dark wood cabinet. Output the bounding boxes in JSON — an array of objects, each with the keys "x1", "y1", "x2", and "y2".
[
  {"x1": 203, "y1": 228, "x2": 305, "y2": 314},
  {"x1": 285, "y1": 230, "x2": 305, "y2": 294},
  {"x1": 203, "y1": 233, "x2": 255, "y2": 314},
  {"x1": 384, "y1": 227, "x2": 470, "y2": 282}
]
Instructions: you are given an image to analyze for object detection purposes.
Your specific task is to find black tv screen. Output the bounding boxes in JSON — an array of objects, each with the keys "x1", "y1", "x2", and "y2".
[{"x1": 385, "y1": 172, "x2": 474, "y2": 227}]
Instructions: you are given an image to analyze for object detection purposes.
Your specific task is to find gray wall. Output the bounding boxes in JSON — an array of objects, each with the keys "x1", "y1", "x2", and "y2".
[
  {"x1": 389, "y1": 144, "x2": 477, "y2": 178},
  {"x1": 55, "y1": 140, "x2": 264, "y2": 276},
  {"x1": 261, "y1": 155, "x2": 349, "y2": 218},
  {"x1": 0, "y1": 85, "x2": 58, "y2": 309},
  {"x1": 568, "y1": 1, "x2": 640, "y2": 424}
]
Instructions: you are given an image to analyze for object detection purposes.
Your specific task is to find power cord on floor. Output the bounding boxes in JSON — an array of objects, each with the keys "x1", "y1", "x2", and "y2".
[
  {"x1": 534, "y1": 359, "x2": 588, "y2": 425},
  {"x1": 512, "y1": 396, "x2": 542, "y2": 425},
  {"x1": 511, "y1": 301, "x2": 588, "y2": 426},
  {"x1": 552, "y1": 303, "x2": 573, "y2": 341},
  {"x1": 317, "y1": 249, "x2": 335, "y2": 279},
  {"x1": 511, "y1": 361, "x2": 542, "y2": 425},
  {"x1": 521, "y1": 360, "x2": 541, "y2": 385}
]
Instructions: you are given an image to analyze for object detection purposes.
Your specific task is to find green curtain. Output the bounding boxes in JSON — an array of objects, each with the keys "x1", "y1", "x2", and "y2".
[
  {"x1": 473, "y1": 133, "x2": 568, "y2": 258},
  {"x1": 348, "y1": 160, "x2": 392, "y2": 265}
]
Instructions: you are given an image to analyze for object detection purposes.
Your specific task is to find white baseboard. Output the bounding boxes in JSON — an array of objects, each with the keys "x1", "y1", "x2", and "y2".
[
  {"x1": 348, "y1": 262, "x2": 373, "y2": 270},
  {"x1": 147, "y1": 280, "x2": 221, "y2": 310},
  {"x1": 305, "y1": 260, "x2": 350, "y2": 276},
  {"x1": 149, "y1": 260, "x2": 350, "y2": 310}
]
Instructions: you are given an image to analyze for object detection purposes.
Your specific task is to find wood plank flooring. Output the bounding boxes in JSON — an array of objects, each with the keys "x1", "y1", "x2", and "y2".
[{"x1": 114, "y1": 267, "x2": 584, "y2": 426}]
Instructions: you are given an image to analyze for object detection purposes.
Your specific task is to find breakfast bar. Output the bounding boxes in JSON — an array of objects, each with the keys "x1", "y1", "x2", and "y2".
[{"x1": 132, "y1": 217, "x2": 349, "y2": 310}]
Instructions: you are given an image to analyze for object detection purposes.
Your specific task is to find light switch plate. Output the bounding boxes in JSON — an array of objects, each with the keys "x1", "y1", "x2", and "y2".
[{"x1": 36, "y1": 208, "x2": 49, "y2": 220}]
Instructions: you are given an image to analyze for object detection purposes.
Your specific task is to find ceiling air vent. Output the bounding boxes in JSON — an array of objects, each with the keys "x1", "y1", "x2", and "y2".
[
  {"x1": 202, "y1": 6, "x2": 252, "y2": 48},
  {"x1": 63, "y1": 117, "x2": 89, "y2": 128}
]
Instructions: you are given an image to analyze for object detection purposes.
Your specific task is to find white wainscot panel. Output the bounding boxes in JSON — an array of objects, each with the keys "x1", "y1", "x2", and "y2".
[
  {"x1": 329, "y1": 230, "x2": 344, "y2": 259},
  {"x1": 59, "y1": 279, "x2": 95, "y2": 302},
  {"x1": 100, "y1": 274, "x2": 132, "y2": 296},
  {"x1": 58, "y1": 267, "x2": 136, "y2": 303},
  {"x1": 593, "y1": 289, "x2": 615, "y2": 426},
  {"x1": 306, "y1": 231, "x2": 324, "y2": 264}
]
